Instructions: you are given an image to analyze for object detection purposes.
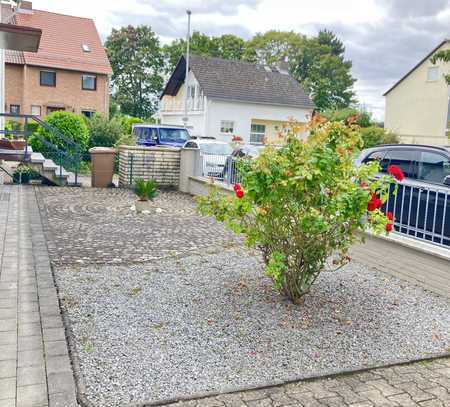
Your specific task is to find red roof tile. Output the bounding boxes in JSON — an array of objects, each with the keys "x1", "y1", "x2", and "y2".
[
  {"x1": 5, "y1": 49, "x2": 26, "y2": 64},
  {"x1": 14, "y1": 9, "x2": 112, "y2": 75}
]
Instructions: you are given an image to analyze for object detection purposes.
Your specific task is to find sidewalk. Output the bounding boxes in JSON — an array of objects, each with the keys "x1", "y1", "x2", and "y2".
[{"x1": 0, "y1": 185, "x2": 77, "y2": 407}]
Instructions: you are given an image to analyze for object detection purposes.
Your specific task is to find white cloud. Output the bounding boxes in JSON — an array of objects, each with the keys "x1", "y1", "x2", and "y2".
[{"x1": 31, "y1": 0, "x2": 450, "y2": 120}]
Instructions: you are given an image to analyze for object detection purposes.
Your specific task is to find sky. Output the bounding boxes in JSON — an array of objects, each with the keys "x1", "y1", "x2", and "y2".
[{"x1": 32, "y1": 0, "x2": 450, "y2": 120}]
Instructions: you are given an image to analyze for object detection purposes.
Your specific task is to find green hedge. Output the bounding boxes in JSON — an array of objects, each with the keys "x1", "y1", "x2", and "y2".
[{"x1": 29, "y1": 111, "x2": 89, "y2": 153}]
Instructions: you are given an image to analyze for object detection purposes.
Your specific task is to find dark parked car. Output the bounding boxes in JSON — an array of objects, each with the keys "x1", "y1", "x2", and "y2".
[
  {"x1": 356, "y1": 144, "x2": 450, "y2": 246},
  {"x1": 222, "y1": 144, "x2": 262, "y2": 184},
  {"x1": 133, "y1": 124, "x2": 191, "y2": 148}
]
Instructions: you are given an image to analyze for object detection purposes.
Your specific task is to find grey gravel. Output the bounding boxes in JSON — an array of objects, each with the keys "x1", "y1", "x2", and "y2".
[{"x1": 54, "y1": 248, "x2": 450, "y2": 407}]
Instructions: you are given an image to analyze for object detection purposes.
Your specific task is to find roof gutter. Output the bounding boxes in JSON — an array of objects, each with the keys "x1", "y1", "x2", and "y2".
[{"x1": 208, "y1": 96, "x2": 316, "y2": 110}]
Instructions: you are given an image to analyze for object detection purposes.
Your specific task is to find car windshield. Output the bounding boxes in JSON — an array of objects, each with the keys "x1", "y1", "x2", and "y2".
[
  {"x1": 200, "y1": 143, "x2": 233, "y2": 155},
  {"x1": 243, "y1": 145, "x2": 261, "y2": 158},
  {"x1": 159, "y1": 128, "x2": 190, "y2": 143}
]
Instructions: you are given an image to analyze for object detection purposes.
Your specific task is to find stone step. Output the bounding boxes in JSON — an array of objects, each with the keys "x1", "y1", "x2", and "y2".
[{"x1": 30, "y1": 152, "x2": 45, "y2": 164}]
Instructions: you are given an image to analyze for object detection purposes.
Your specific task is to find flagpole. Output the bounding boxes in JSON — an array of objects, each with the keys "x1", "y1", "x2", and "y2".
[{"x1": 182, "y1": 9, "x2": 191, "y2": 127}]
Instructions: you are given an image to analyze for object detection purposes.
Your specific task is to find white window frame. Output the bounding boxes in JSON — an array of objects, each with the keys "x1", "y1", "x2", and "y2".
[
  {"x1": 31, "y1": 105, "x2": 41, "y2": 116},
  {"x1": 250, "y1": 123, "x2": 266, "y2": 145},
  {"x1": 220, "y1": 120, "x2": 234, "y2": 134},
  {"x1": 427, "y1": 66, "x2": 439, "y2": 82}
]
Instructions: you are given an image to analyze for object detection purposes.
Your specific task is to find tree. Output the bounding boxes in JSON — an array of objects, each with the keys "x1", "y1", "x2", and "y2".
[
  {"x1": 243, "y1": 30, "x2": 305, "y2": 66},
  {"x1": 105, "y1": 25, "x2": 164, "y2": 119},
  {"x1": 85, "y1": 114, "x2": 123, "y2": 148},
  {"x1": 163, "y1": 31, "x2": 218, "y2": 73},
  {"x1": 212, "y1": 34, "x2": 247, "y2": 60},
  {"x1": 163, "y1": 32, "x2": 246, "y2": 73},
  {"x1": 291, "y1": 30, "x2": 356, "y2": 110},
  {"x1": 430, "y1": 50, "x2": 450, "y2": 83}
]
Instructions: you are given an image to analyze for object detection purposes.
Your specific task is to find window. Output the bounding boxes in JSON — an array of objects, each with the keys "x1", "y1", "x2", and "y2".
[
  {"x1": 159, "y1": 128, "x2": 190, "y2": 143},
  {"x1": 10, "y1": 104, "x2": 20, "y2": 114},
  {"x1": 40, "y1": 71, "x2": 56, "y2": 87},
  {"x1": 220, "y1": 120, "x2": 234, "y2": 134},
  {"x1": 81, "y1": 44, "x2": 91, "y2": 52},
  {"x1": 46, "y1": 106, "x2": 65, "y2": 115},
  {"x1": 82, "y1": 75, "x2": 97, "y2": 91},
  {"x1": 363, "y1": 150, "x2": 386, "y2": 164},
  {"x1": 31, "y1": 105, "x2": 41, "y2": 116},
  {"x1": 81, "y1": 110, "x2": 95, "y2": 118},
  {"x1": 250, "y1": 124, "x2": 266, "y2": 145},
  {"x1": 417, "y1": 151, "x2": 450, "y2": 184},
  {"x1": 427, "y1": 66, "x2": 439, "y2": 82},
  {"x1": 380, "y1": 149, "x2": 417, "y2": 179}
]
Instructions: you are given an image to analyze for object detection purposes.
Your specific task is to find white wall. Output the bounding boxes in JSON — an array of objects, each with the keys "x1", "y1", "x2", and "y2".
[{"x1": 206, "y1": 99, "x2": 313, "y2": 143}]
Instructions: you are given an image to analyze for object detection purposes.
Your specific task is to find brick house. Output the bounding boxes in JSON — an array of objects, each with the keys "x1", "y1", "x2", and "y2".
[{"x1": 4, "y1": 1, "x2": 112, "y2": 119}]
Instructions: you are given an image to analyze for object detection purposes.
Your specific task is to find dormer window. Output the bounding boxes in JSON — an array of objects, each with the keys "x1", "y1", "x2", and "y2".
[{"x1": 82, "y1": 44, "x2": 91, "y2": 52}]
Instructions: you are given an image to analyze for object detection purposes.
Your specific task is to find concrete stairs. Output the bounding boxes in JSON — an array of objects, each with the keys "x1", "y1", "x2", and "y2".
[{"x1": 29, "y1": 152, "x2": 78, "y2": 186}]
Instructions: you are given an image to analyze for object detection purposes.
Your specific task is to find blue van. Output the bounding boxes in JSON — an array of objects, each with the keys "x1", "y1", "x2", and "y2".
[{"x1": 132, "y1": 124, "x2": 191, "y2": 148}]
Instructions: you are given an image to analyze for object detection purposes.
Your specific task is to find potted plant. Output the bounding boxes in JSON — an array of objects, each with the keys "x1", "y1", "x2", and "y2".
[
  {"x1": 12, "y1": 165, "x2": 37, "y2": 184},
  {"x1": 134, "y1": 178, "x2": 158, "y2": 213}
]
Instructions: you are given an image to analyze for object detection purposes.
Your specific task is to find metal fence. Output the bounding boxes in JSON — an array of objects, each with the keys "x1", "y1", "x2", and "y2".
[
  {"x1": 383, "y1": 181, "x2": 450, "y2": 248},
  {"x1": 196, "y1": 153, "x2": 449, "y2": 248},
  {"x1": 197, "y1": 153, "x2": 242, "y2": 185}
]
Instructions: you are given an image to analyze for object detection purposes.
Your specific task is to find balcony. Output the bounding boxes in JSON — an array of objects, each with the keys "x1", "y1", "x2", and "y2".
[{"x1": 160, "y1": 97, "x2": 205, "y2": 113}]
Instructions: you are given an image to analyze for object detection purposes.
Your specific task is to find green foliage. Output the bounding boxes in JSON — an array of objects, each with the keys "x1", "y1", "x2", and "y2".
[
  {"x1": 430, "y1": 50, "x2": 450, "y2": 83},
  {"x1": 85, "y1": 113, "x2": 123, "y2": 148},
  {"x1": 360, "y1": 126, "x2": 400, "y2": 149},
  {"x1": 120, "y1": 116, "x2": 144, "y2": 135},
  {"x1": 105, "y1": 25, "x2": 164, "y2": 118},
  {"x1": 4, "y1": 120, "x2": 22, "y2": 138},
  {"x1": 134, "y1": 178, "x2": 158, "y2": 201},
  {"x1": 29, "y1": 111, "x2": 89, "y2": 154},
  {"x1": 243, "y1": 30, "x2": 305, "y2": 65},
  {"x1": 291, "y1": 30, "x2": 356, "y2": 110},
  {"x1": 114, "y1": 133, "x2": 135, "y2": 147},
  {"x1": 163, "y1": 31, "x2": 246, "y2": 73},
  {"x1": 321, "y1": 108, "x2": 400, "y2": 148},
  {"x1": 198, "y1": 121, "x2": 396, "y2": 303},
  {"x1": 321, "y1": 107, "x2": 372, "y2": 128}
]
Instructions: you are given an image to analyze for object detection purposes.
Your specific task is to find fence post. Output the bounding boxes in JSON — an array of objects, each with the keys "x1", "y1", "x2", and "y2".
[
  {"x1": 179, "y1": 148, "x2": 199, "y2": 193},
  {"x1": 24, "y1": 117, "x2": 29, "y2": 162},
  {"x1": 129, "y1": 152, "x2": 134, "y2": 186}
]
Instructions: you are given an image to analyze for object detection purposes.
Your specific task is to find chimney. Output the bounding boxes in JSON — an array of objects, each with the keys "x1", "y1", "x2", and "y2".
[{"x1": 18, "y1": 1, "x2": 33, "y2": 13}]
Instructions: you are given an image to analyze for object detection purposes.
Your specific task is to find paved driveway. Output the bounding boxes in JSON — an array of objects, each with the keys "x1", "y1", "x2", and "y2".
[{"x1": 34, "y1": 186, "x2": 450, "y2": 407}]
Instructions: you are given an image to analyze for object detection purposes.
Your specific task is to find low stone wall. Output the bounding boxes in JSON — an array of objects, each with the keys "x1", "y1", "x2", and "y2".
[
  {"x1": 351, "y1": 233, "x2": 450, "y2": 299},
  {"x1": 118, "y1": 145, "x2": 181, "y2": 188}
]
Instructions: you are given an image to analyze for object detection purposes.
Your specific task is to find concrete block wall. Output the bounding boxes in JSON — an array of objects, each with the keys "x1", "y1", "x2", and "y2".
[
  {"x1": 118, "y1": 145, "x2": 181, "y2": 188},
  {"x1": 351, "y1": 234, "x2": 450, "y2": 299}
]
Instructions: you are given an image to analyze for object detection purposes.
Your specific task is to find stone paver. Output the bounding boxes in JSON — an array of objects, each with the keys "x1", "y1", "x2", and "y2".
[
  {"x1": 0, "y1": 185, "x2": 78, "y2": 407},
  {"x1": 165, "y1": 358, "x2": 450, "y2": 406},
  {"x1": 35, "y1": 187, "x2": 240, "y2": 266}
]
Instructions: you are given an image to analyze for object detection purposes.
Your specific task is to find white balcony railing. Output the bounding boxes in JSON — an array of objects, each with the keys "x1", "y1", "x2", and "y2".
[{"x1": 160, "y1": 97, "x2": 204, "y2": 113}]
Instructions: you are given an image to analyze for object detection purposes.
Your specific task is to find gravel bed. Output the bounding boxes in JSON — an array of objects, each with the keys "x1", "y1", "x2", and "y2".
[{"x1": 55, "y1": 248, "x2": 450, "y2": 407}]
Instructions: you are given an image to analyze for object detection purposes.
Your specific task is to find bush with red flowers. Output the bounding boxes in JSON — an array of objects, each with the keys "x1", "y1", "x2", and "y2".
[{"x1": 198, "y1": 120, "x2": 398, "y2": 303}]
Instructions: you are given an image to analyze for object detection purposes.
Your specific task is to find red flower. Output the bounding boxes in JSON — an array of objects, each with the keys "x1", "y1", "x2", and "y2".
[
  {"x1": 236, "y1": 189, "x2": 244, "y2": 199},
  {"x1": 386, "y1": 223, "x2": 393, "y2": 232},
  {"x1": 367, "y1": 193, "x2": 382, "y2": 212},
  {"x1": 386, "y1": 211, "x2": 394, "y2": 221},
  {"x1": 233, "y1": 184, "x2": 241, "y2": 192},
  {"x1": 387, "y1": 165, "x2": 405, "y2": 182},
  {"x1": 360, "y1": 181, "x2": 367, "y2": 188}
]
